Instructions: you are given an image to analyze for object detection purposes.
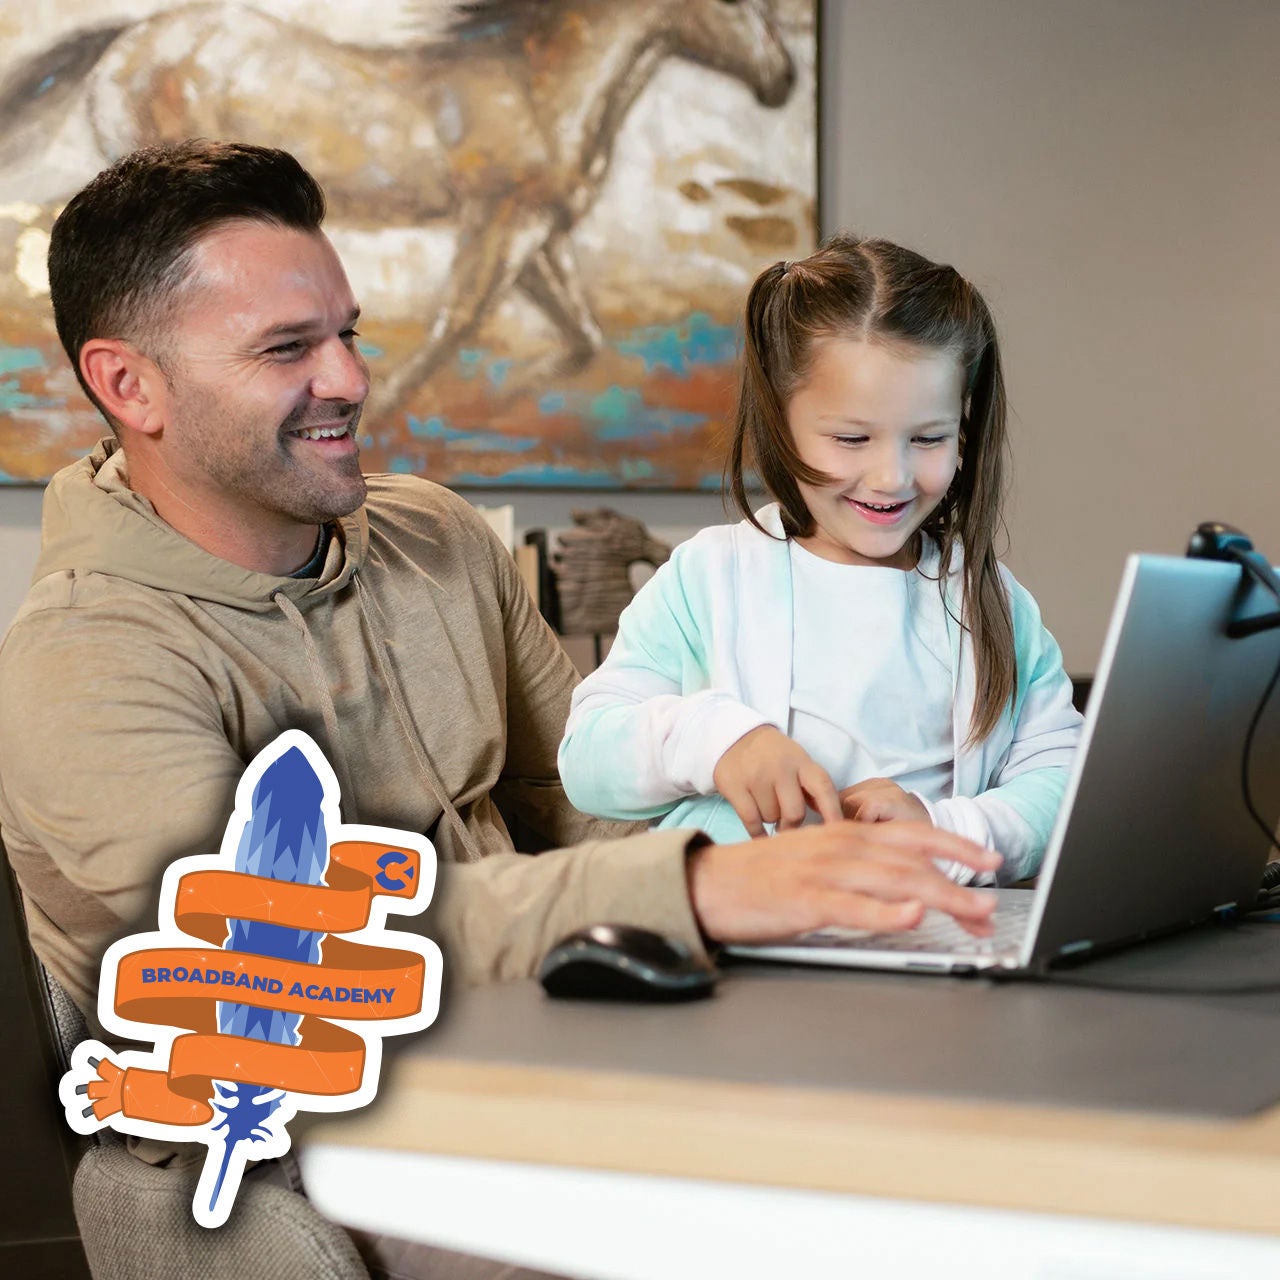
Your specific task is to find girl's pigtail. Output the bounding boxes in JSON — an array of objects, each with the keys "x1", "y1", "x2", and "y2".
[
  {"x1": 957, "y1": 335, "x2": 1015, "y2": 746},
  {"x1": 727, "y1": 260, "x2": 828, "y2": 539},
  {"x1": 727, "y1": 263, "x2": 782, "y2": 529}
]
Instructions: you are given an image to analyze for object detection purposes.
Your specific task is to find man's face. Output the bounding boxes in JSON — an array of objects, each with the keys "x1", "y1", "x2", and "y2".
[{"x1": 149, "y1": 220, "x2": 370, "y2": 541}]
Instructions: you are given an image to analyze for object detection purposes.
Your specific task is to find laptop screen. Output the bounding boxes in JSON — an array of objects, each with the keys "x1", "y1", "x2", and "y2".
[{"x1": 1024, "y1": 554, "x2": 1280, "y2": 969}]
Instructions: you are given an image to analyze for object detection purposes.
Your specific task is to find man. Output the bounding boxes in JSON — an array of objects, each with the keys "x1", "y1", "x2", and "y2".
[{"x1": 0, "y1": 142, "x2": 998, "y2": 1276}]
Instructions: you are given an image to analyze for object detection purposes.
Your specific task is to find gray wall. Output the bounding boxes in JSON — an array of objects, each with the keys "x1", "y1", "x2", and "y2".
[
  {"x1": 822, "y1": 0, "x2": 1280, "y2": 668},
  {"x1": 3, "y1": 0, "x2": 1278, "y2": 672}
]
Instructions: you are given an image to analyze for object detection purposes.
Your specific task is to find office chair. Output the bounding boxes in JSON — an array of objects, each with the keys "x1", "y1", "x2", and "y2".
[{"x1": 3, "y1": 850, "x2": 371, "y2": 1280}]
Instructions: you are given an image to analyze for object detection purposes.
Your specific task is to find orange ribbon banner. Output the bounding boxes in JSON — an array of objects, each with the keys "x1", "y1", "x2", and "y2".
[
  {"x1": 60, "y1": 731, "x2": 442, "y2": 1229},
  {"x1": 79, "y1": 841, "x2": 427, "y2": 1126}
]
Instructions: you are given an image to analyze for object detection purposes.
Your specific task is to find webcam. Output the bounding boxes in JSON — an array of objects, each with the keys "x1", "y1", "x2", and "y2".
[{"x1": 1187, "y1": 522, "x2": 1280, "y2": 636}]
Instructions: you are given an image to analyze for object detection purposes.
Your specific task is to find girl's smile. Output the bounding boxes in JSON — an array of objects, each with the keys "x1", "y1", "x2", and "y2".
[
  {"x1": 787, "y1": 337, "x2": 964, "y2": 569},
  {"x1": 847, "y1": 497, "x2": 913, "y2": 525}
]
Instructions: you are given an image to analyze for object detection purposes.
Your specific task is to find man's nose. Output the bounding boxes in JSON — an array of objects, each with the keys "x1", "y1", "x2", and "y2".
[{"x1": 312, "y1": 337, "x2": 370, "y2": 404}]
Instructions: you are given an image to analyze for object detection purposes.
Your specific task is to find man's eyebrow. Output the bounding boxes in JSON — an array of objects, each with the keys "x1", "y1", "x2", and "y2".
[{"x1": 253, "y1": 308, "x2": 362, "y2": 343}]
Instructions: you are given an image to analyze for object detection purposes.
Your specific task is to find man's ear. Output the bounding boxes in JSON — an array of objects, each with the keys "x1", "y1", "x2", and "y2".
[{"x1": 79, "y1": 339, "x2": 169, "y2": 437}]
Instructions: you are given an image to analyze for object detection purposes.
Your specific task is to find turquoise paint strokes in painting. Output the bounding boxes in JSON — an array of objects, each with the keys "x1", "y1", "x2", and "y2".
[
  {"x1": 538, "y1": 393, "x2": 566, "y2": 415},
  {"x1": 588, "y1": 385, "x2": 632, "y2": 426},
  {"x1": 355, "y1": 340, "x2": 384, "y2": 359},
  {"x1": 406, "y1": 415, "x2": 536, "y2": 453},
  {"x1": 0, "y1": 378, "x2": 58, "y2": 413},
  {"x1": 597, "y1": 407, "x2": 706, "y2": 443},
  {"x1": 0, "y1": 350, "x2": 54, "y2": 414},
  {"x1": 406, "y1": 414, "x2": 443, "y2": 439},
  {"x1": 617, "y1": 313, "x2": 739, "y2": 377},
  {"x1": 454, "y1": 347, "x2": 517, "y2": 391},
  {"x1": 451, "y1": 464, "x2": 620, "y2": 488},
  {"x1": 618, "y1": 458, "x2": 659, "y2": 483},
  {"x1": 0, "y1": 348, "x2": 45, "y2": 376},
  {"x1": 587, "y1": 386, "x2": 706, "y2": 442}
]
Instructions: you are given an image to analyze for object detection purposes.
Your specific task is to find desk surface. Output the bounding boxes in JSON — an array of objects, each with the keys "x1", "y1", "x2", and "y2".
[{"x1": 304, "y1": 921, "x2": 1280, "y2": 1238}]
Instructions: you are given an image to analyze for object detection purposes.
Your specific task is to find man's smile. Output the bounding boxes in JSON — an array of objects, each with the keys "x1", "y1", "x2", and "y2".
[{"x1": 288, "y1": 422, "x2": 353, "y2": 442}]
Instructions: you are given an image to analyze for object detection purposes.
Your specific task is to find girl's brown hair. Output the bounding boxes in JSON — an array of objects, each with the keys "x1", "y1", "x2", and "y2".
[{"x1": 726, "y1": 233, "x2": 1013, "y2": 744}]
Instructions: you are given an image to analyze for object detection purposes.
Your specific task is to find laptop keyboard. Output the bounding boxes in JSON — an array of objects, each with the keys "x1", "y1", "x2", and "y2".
[{"x1": 793, "y1": 892, "x2": 1035, "y2": 957}]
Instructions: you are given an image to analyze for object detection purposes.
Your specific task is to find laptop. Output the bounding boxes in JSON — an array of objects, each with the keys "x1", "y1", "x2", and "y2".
[{"x1": 727, "y1": 553, "x2": 1280, "y2": 974}]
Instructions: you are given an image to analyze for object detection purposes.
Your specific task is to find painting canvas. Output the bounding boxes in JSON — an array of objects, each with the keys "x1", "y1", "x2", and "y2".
[{"x1": 0, "y1": 0, "x2": 816, "y2": 489}]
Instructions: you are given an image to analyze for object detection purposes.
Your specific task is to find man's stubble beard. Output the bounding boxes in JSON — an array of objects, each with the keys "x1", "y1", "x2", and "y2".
[{"x1": 177, "y1": 383, "x2": 369, "y2": 527}]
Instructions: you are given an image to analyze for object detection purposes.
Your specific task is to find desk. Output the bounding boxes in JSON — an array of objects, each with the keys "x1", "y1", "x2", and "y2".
[{"x1": 300, "y1": 924, "x2": 1280, "y2": 1279}]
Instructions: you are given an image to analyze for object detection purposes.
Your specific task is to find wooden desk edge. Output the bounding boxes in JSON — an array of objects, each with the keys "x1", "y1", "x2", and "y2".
[{"x1": 304, "y1": 1057, "x2": 1280, "y2": 1237}]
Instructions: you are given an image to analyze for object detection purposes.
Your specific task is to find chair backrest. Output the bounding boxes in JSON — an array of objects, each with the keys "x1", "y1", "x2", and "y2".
[
  {"x1": 3, "y1": 845, "x2": 372, "y2": 1279},
  {"x1": 0, "y1": 850, "x2": 92, "y2": 1277}
]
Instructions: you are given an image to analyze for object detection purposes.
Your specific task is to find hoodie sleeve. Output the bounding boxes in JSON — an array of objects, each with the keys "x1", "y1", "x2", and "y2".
[
  {"x1": 921, "y1": 570, "x2": 1083, "y2": 883},
  {"x1": 0, "y1": 598, "x2": 248, "y2": 1018},
  {"x1": 558, "y1": 542, "x2": 770, "y2": 822},
  {"x1": 426, "y1": 827, "x2": 714, "y2": 985},
  {"x1": 0, "y1": 582, "x2": 712, "y2": 1014}
]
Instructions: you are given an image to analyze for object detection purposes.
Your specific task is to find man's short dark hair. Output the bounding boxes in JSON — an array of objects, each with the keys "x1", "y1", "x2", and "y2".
[{"x1": 48, "y1": 139, "x2": 327, "y2": 420}]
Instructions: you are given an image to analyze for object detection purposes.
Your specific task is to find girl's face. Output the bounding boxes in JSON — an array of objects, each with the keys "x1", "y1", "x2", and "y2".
[{"x1": 786, "y1": 337, "x2": 964, "y2": 569}]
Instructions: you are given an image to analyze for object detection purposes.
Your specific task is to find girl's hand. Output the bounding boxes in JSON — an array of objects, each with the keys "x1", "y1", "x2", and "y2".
[
  {"x1": 840, "y1": 777, "x2": 931, "y2": 824},
  {"x1": 712, "y1": 725, "x2": 842, "y2": 837}
]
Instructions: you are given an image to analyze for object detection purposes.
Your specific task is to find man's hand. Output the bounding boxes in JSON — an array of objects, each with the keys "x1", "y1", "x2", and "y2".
[
  {"x1": 686, "y1": 820, "x2": 1001, "y2": 943},
  {"x1": 712, "y1": 725, "x2": 842, "y2": 837},
  {"x1": 840, "y1": 777, "x2": 931, "y2": 824}
]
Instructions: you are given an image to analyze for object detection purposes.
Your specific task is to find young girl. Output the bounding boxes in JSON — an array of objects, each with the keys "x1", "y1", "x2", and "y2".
[{"x1": 558, "y1": 234, "x2": 1083, "y2": 884}]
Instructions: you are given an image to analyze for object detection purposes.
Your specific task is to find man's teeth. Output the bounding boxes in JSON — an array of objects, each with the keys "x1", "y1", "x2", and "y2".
[{"x1": 293, "y1": 424, "x2": 349, "y2": 441}]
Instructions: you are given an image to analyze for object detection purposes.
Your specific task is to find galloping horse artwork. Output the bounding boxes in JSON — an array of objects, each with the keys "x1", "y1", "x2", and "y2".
[{"x1": 0, "y1": 0, "x2": 815, "y2": 487}]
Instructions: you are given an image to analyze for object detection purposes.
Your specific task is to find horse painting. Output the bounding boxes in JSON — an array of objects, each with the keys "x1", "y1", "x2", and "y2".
[{"x1": 0, "y1": 0, "x2": 816, "y2": 487}]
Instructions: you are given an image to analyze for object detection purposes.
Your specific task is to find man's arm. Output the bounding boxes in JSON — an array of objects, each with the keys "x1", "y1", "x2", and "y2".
[
  {"x1": 430, "y1": 818, "x2": 1002, "y2": 985},
  {"x1": 0, "y1": 602, "x2": 247, "y2": 1018},
  {"x1": 1, "y1": 580, "x2": 1002, "y2": 1002}
]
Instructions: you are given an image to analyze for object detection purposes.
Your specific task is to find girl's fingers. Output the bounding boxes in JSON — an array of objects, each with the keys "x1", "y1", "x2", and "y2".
[
  {"x1": 725, "y1": 787, "x2": 767, "y2": 838},
  {"x1": 774, "y1": 776, "x2": 808, "y2": 830},
  {"x1": 801, "y1": 764, "x2": 843, "y2": 826}
]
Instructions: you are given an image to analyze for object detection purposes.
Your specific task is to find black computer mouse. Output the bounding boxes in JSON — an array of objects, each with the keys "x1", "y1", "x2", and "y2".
[{"x1": 538, "y1": 923, "x2": 718, "y2": 1002}]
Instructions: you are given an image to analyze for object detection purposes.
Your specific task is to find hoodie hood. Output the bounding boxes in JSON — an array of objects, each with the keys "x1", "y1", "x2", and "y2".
[{"x1": 34, "y1": 438, "x2": 368, "y2": 612}]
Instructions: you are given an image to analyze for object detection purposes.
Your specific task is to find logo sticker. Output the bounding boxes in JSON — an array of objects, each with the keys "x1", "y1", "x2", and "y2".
[{"x1": 59, "y1": 730, "x2": 442, "y2": 1227}]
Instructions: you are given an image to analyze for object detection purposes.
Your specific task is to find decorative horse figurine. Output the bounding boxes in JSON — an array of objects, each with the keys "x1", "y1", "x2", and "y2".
[
  {"x1": 553, "y1": 507, "x2": 671, "y2": 637},
  {"x1": 0, "y1": 0, "x2": 796, "y2": 419}
]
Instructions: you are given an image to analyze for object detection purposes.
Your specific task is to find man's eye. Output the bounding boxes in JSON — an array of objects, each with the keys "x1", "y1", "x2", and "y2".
[
  {"x1": 266, "y1": 340, "x2": 306, "y2": 359},
  {"x1": 340, "y1": 328, "x2": 361, "y2": 346}
]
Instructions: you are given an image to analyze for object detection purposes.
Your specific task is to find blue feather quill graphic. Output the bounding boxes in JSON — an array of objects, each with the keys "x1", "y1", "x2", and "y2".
[{"x1": 203, "y1": 745, "x2": 328, "y2": 1220}]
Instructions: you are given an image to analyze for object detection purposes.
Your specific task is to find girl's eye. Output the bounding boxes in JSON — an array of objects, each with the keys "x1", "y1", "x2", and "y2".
[
  {"x1": 913, "y1": 436, "x2": 950, "y2": 447},
  {"x1": 832, "y1": 435, "x2": 868, "y2": 447}
]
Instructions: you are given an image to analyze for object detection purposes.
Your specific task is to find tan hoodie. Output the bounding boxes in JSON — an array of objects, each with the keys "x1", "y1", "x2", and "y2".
[{"x1": 0, "y1": 440, "x2": 707, "y2": 1032}]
